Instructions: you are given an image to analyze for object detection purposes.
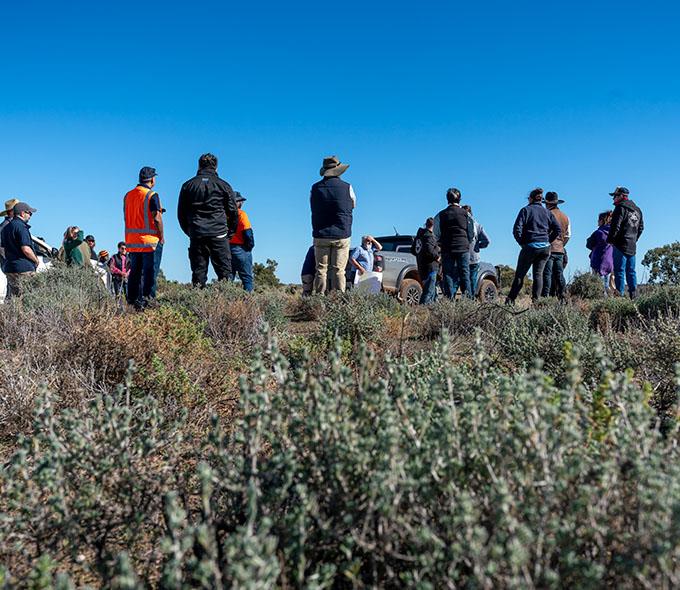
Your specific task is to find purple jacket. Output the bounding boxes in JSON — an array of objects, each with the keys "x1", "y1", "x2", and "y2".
[{"x1": 586, "y1": 224, "x2": 613, "y2": 275}]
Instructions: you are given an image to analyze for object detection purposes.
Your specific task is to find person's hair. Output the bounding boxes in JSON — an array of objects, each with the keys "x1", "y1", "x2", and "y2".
[
  {"x1": 63, "y1": 226, "x2": 78, "y2": 241},
  {"x1": 446, "y1": 188, "x2": 461, "y2": 204},
  {"x1": 462, "y1": 205, "x2": 472, "y2": 215},
  {"x1": 117, "y1": 241, "x2": 126, "y2": 249},
  {"x1": 599, "y1": 210, "x2": 613, "y2": 224},
  {"x1": 529, "y1": 187, "x2": 544, "y2": 202},
  {"x1": 198, "y1": 153, "x2": 218, "y2": 170},
  {"x1": 425, "y1": 217, "x2": 434, "y2": 229}
]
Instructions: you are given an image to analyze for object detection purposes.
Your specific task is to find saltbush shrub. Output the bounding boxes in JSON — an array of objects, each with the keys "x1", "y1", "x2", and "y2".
[
  {"x1": 4, "y1": 336, "x2": 680, "y2": 588},
  {"x1": 567, "y1": 271, "x2": 604, "y2": 300},
  {"x1": 18, "y1": 265, "x2": 112, "y2": 313},
  {"x1": 636, "y1": 285, "x2": 680, "y2": 319},
  {"x1": 318, "y1": 290, "x2": 402, "y2": 347},
  {"x1": 589, "y1": 296, "x2": 638, "y2": 332}
]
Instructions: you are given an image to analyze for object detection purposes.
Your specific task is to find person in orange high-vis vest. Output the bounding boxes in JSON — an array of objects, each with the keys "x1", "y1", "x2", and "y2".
[
  {"x1": 124, "y1": 166, "x2": 164, "y2": 310},
  {"x1": 229, "y1": 192, "x2": 255, "y2": 291}
]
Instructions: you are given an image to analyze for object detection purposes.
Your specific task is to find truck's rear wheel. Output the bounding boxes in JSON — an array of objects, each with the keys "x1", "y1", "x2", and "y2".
[
  {"x1": 480, "y1": 279, "x2": 498, "y2": 302},
  {"x1": 399, "y1": 279, "x2": 422, "y2": 306}
]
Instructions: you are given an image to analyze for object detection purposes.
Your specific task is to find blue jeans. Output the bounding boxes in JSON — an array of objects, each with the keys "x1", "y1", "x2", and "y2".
[
  {"x1": 612, "y1": 247, "x2": 637, "y2": 297},
  {"x1": 230, "y1": 245, "x2": 254, "y2": 292},
  {"x1": 149, "y1": 241, "x2": 163, "y2": 298},
  {"x1": 542, "y1": 252, "x2": 566, "y2": 299},
  {"x1": 127, "y1": 251, "x2": 155, "y2": 306},
  {"x1": 469, "y1": 263, "x2": 480, "y2": 299},
  {"x1": 441, "y1": 252, "x2": 472, "y2": 300},
  {"x1": 420, "y1": 271, "x2": 438, "y2": 304}
]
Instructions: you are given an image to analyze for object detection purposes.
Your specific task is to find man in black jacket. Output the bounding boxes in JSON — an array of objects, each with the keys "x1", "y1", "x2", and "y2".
[
  {"x1": 177, "y1": 153, "x2": 239, "y2": 288},
  {"x1": 411, "y1": 217, "x2": 440, "y2": 304},
  {"x1": 433, "y1": 188, "x2": 474, "y2": 300},
  {"x1": 606, "y1": 186, "x2": 644, "y2": 298},
  {"x1": 506, "y1": 188, "x2": 562, "y2": 304}
]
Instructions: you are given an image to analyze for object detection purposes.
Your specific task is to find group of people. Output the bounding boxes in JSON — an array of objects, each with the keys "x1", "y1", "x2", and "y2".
[
  {"x1": 305, "y1": 156, "x2": 644, "y2": 303},
  {"x1": 0, "y1": 154, "x2": 256, "y2": 306},
  {"x1": 1, "y1": 151, "x2": 646, "y2": 305}
]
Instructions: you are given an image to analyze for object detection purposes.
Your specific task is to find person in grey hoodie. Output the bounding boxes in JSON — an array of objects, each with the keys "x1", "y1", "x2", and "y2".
[{"x1": 462, "y1": 205, "x2": 490, "y2": 298}]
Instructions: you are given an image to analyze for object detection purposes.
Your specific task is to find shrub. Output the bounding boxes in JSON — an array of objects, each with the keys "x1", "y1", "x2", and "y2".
[
  {"x1": 589, "y1": 297, "x2": 638, "y2": 332},
  {"x1": 636, "y1": 285, "x2": 680, "y2": 319},
  {"x1": 492, "y1": 303, "x2": 606, "y2": 388},
  {"x1": 568, "y1": 271, "x2": 604, "y2": 300},
  {"x1": 18, "y1": 265, "x2": 112, "y2": 313},
  {"x1": 0, "y1": 376, "x2": 186, "y2": 583},
  {"x1": 318, "y1": 290, "x2": 402, "y2": 348}
]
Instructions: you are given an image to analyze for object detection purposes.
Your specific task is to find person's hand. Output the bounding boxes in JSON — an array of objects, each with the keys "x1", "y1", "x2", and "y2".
[
  {"x1": 359, "y1": 267, "x2": 365, "y2": 275},
  {"x1": 160, "y1": 238, "x2": 165, "y2": 245}
]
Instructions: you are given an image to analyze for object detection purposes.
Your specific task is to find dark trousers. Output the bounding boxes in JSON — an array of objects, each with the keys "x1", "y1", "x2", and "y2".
[
  {"x1": 441, "y1": 251, "x2": 472, "y2": 300},
  {"x1": 149, "y1": 241, "x2": 163, "y2": 298},
  {"x1": 507, "y1": 245, "x2": 551, "y2": 302},
  {"x1": 189, "y1": 235, "x2": 232, "y2": 288},
  {"x1": 542, "y1": 252, "x2": 566, "y2": 299},
  {"x1": 469, "y1": 263, "x2": 480, "y2": 299},
  {"x1": 419, "y1": 271, "x2": 438, "y2": 304},
  {"x1": 127, "y1": 252, "x2": 155, "y2": 305}
]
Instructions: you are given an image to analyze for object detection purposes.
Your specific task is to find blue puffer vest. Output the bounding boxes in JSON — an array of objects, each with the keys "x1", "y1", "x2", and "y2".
[{"x1": 310, "y1": 177, "x2": 353, "y2": 239}]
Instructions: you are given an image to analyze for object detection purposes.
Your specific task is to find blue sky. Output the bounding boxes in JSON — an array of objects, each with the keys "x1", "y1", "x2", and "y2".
[{"x1": 1, "y1": 1, "x2": 678, "y2": 284}]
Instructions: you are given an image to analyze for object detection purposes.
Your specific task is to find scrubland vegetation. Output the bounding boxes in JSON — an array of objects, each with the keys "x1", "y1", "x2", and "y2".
[{"x1": 2, "y1": 266, "x2": 680, "y2": 588}]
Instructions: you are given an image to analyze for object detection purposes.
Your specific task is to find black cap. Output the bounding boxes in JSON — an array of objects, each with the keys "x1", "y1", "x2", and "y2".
[
  {"x1": 234, "y1": 191, "x2": 246, "y2": 202},
  {"x1": 13, "y1": 202, "x2": 37, "y2": 215},
  {"x1": 85, "y1": 235, "x2": 95, "y2": 242},
  {"x1": 609, "y1": 186, "x2": 629, "y2": 196},
  {"x1": 139, "y1": 166, "x2": 158, "y2": 182}
]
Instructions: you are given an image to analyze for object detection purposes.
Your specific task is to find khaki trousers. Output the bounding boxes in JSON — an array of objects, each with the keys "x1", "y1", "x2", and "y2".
[{"x1": 313, "y1": 237, "x2": 351, "y2": 294}]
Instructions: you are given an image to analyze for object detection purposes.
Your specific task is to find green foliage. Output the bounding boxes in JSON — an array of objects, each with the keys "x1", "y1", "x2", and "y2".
[
  {"x1": 318, "y1": 290, "x2": 401, "y2": 347},
  {"x1": 496, "y1": 304, "x2": 605, "y2": 388},
  {"x1": 636, "y1": 285, "x2": 680, "y2": 319},
  {"x1": 18, "y1": 265, "x2": 112, "y2": 313},
  {"x1": 0, "y1": 366, "x2": 186, "y2": 582},
  {"x1": 568, "y1": 271, "x2": 604, "y2": 300},
  {"x1": 496, "y1": 263, "x2": 531, "y2": 291},
  {"x1": 589, "y1": 297, "x2": 638, "y2": 332},
  {"x1": 253, "y1": 258, "x2": 281, "y2": 288},
  {"x1": 642, "y1": 241, "x2": 680, "y2": 284}
]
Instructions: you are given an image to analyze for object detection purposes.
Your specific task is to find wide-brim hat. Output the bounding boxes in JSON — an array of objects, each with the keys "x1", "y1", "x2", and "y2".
[
  {"x1": 544, "y1": 191, "x2": 564, "y2": 204},
  {"x1": 320, "y1": 156, "x2": 349, "y2": 177},
  {"x1": 2, "y1": 198, "x2": 19, "y2": 216}
]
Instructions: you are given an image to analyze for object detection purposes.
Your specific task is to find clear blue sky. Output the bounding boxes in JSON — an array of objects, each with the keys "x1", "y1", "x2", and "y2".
[{"x1": 2, "y1": 1, "x2": 678, "y2": 284}]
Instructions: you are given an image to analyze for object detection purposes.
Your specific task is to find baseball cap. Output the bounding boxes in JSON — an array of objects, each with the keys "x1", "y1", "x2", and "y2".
[
  {"x1": 13, "y1": 202, "x2": 37, "y2": 215},
  {"x1": 139, "y1": 166, "x2": 158, "y2": 182},
  {"x1": 85, "y1": 235, "x2": 95, "y2": 242},
  {"x1": 609, "y1": 186, "x2": 630, "y2": 196}
]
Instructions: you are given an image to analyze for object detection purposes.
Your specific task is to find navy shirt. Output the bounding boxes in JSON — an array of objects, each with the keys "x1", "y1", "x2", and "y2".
[{"x1": 1, "y1": 217, "x2": 36, "y2": 273}]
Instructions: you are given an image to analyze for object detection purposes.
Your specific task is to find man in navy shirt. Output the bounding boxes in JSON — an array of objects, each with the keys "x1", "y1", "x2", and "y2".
[{"x1": 0, "y1": 202, "x2": 39, "y2": 298}]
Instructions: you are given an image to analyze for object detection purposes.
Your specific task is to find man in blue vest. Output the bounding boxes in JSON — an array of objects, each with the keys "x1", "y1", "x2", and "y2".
[
  {"x1": 310, "y1": 156, "x2": 356, "y2": 294},
  {"x1": 434, "y1": 188, "x2": 475, "y2": 300}
]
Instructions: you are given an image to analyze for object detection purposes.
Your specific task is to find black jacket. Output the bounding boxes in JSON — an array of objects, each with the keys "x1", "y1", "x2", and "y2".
[
  {"x1": 436, "y1": 204, "x2": 474, "y2": 254},
  {"x1": 607, "y1": 198, "x2": 644, "y2": 257},
  {"x1": 411, "y1": 227, "x2": 439, "y2": 279},
  {"x1": 177, "y1": 169, "x2": 239, "y2": 239},
  {"x1": 512, "y1": 202, "x2": 562, "y2": 246}
]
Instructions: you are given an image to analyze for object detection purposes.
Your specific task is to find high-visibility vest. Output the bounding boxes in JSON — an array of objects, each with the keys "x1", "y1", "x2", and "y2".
[{"x1": 124, "y1": 186, "x2": 160, "y2": 252}]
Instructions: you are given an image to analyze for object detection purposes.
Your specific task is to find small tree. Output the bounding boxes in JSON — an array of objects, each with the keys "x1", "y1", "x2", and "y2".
[
  {"x1": 642, "y1": 242, "x2": 680, "y2": 285},
  {"x1": 496, "y1": 264, "x2": 531, "y2": 291},
  {"x1": 253, "y1": 258, "x2": 281, "y2": 288}
]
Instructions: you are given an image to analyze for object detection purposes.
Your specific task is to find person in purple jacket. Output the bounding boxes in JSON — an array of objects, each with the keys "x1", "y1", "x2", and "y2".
[{"x1": 586, "y1": 210, "x2": 614, "y2": 297}]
